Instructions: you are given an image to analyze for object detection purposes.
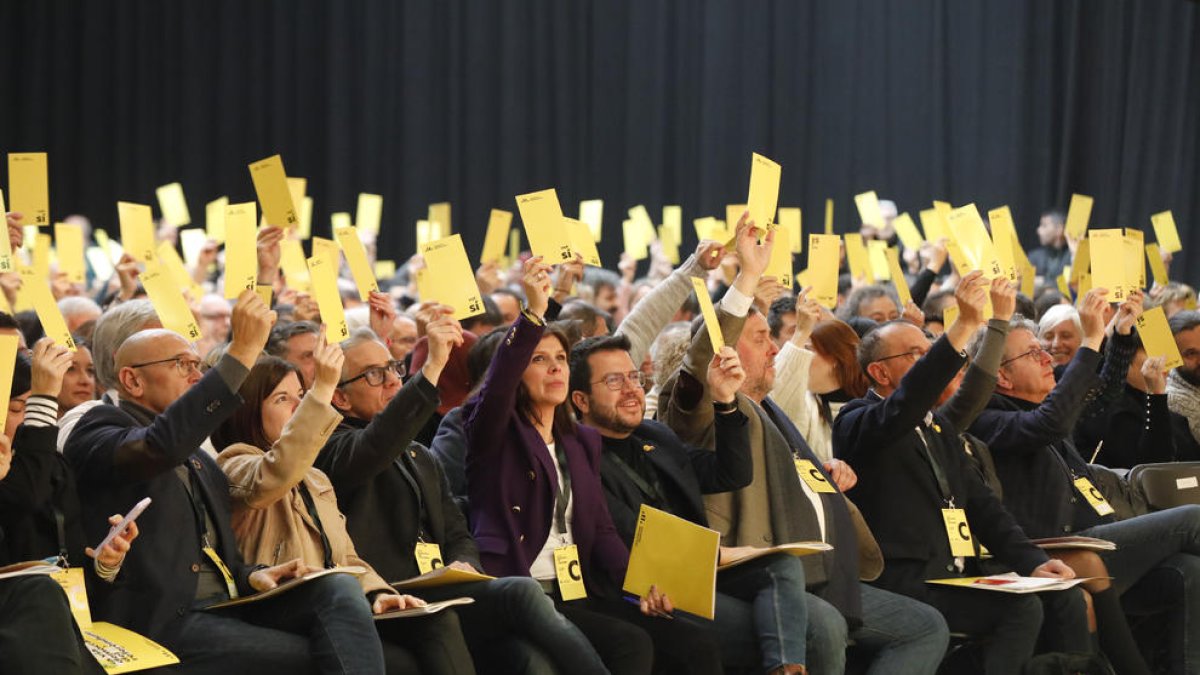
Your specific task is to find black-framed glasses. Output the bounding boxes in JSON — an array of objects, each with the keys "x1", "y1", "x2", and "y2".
[
  {"x1": 128, "y1": 354, "x2": 203, "y2": 377},
  {"x1": 871, "y1": 348, "x2": 926, "y2": 364},
  {"x1": 339, "y1": 360, "x2": 406, "y2": 387},
  {"x1": 592, "y1": 370, "x2": 646, "y2": 391},
  {"x1": 1001, "y1": 346, "x2": 1050, "y2": 367}
]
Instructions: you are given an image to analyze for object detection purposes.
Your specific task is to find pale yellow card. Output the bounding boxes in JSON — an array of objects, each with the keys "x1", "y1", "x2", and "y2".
[
  {"x1": 416, "y1": 220, "x2": 432, "y2": 251},
  {"x1": 32, "y1": 233, "x2": 52, "y2": 277},
  {"x1": 1089, "y1": 229, "x2": 1129, "y2": 301},
  {"x1": 626, "y1": 205, "x2": 657, "y2": 244},
  {"x1": 1124, "y1": 229, "x2": 1145, "y2": 291},
  {"x1": 480, "y1": 209, "x2": 514, "y2": 264},
  {"x1": 623, "y1": 220, "x2": 648, "y2": 261},
  {"x1": 287, "y1": 177, "x2": 307, "y2": 206},
  {"x1": 778, "y1": 207, "x2": 802, "y2": 254},
  {"x1": 623, "y1": 505, "x2": 719, "y2": 620},
  {"x1": 1070, "y1": 239, "x2": 1091, "y2": 287},
  {"x1": 179, "y1": 228, "x2": 208, "y2": 270},
  {"x1": 280, "y1": 239, "x2": 311, "y2": 290},
  {"x1": 726, "y1": 204, "x2": 747, "y2": 235},
  {"x1": 156, "y1": 242, "x2": 204, "y2": 302},
  {"x1": 312, "y1": 236, "x2": 341, "y2": 270},
  {"x1": 0, "y1": 189, "x2": 13, "y2": 272},
  {"x1": 867, "y1": 239, "x2": 891, "y2": 281},
  {"x1": 764, "y1": 226, "x2": 793, "y2": 289},
  {"x1": 943, "y1": 303, "x2": 960, "y2": 328},
  {"x1": 332, "y1": 212, "x2": 352, "y2": 232},
  {"x1": 567, "y1": 218, "x2": 603, "y2": 267},
  {"x1": 824, "y1": 199, "x2": 833, "y2": 234},
  {"x1": 334, "y1": 226, "x2": 379, "y2": 301},
  {"x1": 155, "y1": 182, "x2": 191, "y2": 227},
  {"x1": 206, "y1": 197, "x2": 228, "y2": 243},
  {"x1": 693, "y1": 216, "x2": 723, "y2": 242},
  {"x1": 356, "y1": 194, "x2": 383, "y2": 236},
  {"x1": 691, "y1": 277, "x2": 723, "y2": 350},
  {"x1": 663, "y1": 205, "x2": 683, "y2": 245},
  {"x1": 118, "y1": 202, "x2": 156, "y2": 262},
  {"x1": 19, "y1": 266, "x2": 75, "y2": 350},
  {"x1": 1146, "y1": 243, "x2": 1169, "y2": 286},
  {"x1": 1065, "y1": 194, "x2": 1093, "y2": 240},
  {"x1": 987, "y1": 206, "x2": 1019, "y2": 282},
  {"x1": 508, "y1": 228, "x2": 521, "y2": 262},
  {"x1": 844, "y1": 233, "x2": 874, "y2": 283},
  {"x1": 854, "y1": 191, "x2": 883, "y2": 229},
  {"x1": 307, "y1": 254, "x2": 349, "y2": 341},
  {"x1": 141, "y1": 261, "x2": 202, "y2": 342},
  {"x1": 374, "y1": 260, "x2": 396, "y2": 279},
  {"x1": 580, "y1": 199, "x2": 604, "y2": 242},
  {"x1": 892, "y1": 212, "x2": 923, "y2": 250},
  {"x1": 248, "y1": 155, "x2": 298, "y2": 227},
  {"x1": 298, "y1": 196, "x2": 314, "y2": 240},
  {"x1": 746, "y1": 153, "x2": 781, "y2": 232},
  {"x1": 55, "y1": 223, "x2": 85, "y2": 284},
  {"x1": 428, "y1": 202, "x2": 451, "y2": 235},
  {"x1": 223, "y1": 202, "x2": 258, "y2": 299},
  {"x1": 657, "y1": 225, "x2": 680, "y2": 265},
  {"x1": 1137, "y1": 306, "x2": 1184, "y2": 370},
  {"x1": 1057, "y1": 272, "x2": 1072, "y2": 298},
  {"x1": 517, "y1": 189, "x2": 574, "y2": 263},
  {"x1": 419, "y1": 234, "x2": 485, "y2": 320},
  {"x1": 947, "y1": 203, "x2": 1003, "y2": 278},
  {"x1": 885, "y1": 247, "x2": 912, "y2": 307},
  {"x1": 1150, "y1": 210, "x2": 1182, "y2": 253},
  {"x1": 7, "y1": 153, "x2": 49, "y2": 225},
  {"x1": 943, "y1": 236, "x2": 972, "y2": 277},
  {"x1": 0, "y1": 335, "x2": 19, "y2": 435},
  {"x1": 919, "y1": 208, "x2": 947, "y2": 244},
  {"x1": 807, "y1": 234, "x2": 841, "y2": 309}
]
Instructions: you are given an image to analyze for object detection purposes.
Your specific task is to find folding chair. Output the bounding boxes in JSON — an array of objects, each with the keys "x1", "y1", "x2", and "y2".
[{"x1": 1127, "y1": 462, "x2": 1200, "y2": 511}]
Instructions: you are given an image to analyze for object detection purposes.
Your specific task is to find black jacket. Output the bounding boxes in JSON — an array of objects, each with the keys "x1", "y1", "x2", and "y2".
[
  {"x1": 1074, "y1": 384, "x2": 1179, "y2": 469},
  {"x1": 0, "y1": 423, "x2": 88, "y2": 566}
]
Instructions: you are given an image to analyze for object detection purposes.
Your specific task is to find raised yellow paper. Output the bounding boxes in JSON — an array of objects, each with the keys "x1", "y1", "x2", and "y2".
[
  {"x1": 844, "y1": 233, "x2": 874, "y2": 284},
  {"x1": 222, "y1": 202, "x2": 258, "y2": 299},
  {"x1": 726, "y1": 204, "x2": 747, "y2": 235},
  {"x1": 623, "y1": 220, "x2": 648, "y2": 261},
  {"x1": 623, "y1": 505, "x2": 719, "y2": 619},
  {"x1": 746, "y1": 153, "x2": 781, "y2": 232},
  {"x1": 1088, "y1": 229, "x2": 1129, "y2": 301},
  {"x1": 156, "y1": 242, "x2": 204, "y2": 302},
  {"x1": 1124, "y1": 229, "x2": 1145, "y2": 292},
  {"x1": 374, "y1": 260, "x2": 396, "y2": 280},
  {"x1": 987, "y1": 206, "x2": 1019, "y2": 283},
  {"x1": 480, "y1": 209, "x2": 513, "y2": 265},
  {"x1": 807, "y1": 234, "x2": 841, "y2": 309},
  {"x1": 867, "y1": 239, "x2": 891, "y2": 281},
  {"x1": 943, "y1": 304, "x2": 960, "y2": 328},
  {"x1": 886, "y1": 247, "x2": 912, "y2": 307},
  {"x1": 55, "y1": 223, "x2": 85, "y2": 284},
  {"x1": 307, "y1": 254, "x2": 349, "y2": 341},
  {"x1": 1137, "y1": 306, "x2": 1183, "y2": 370},
  {"x1": 179, "y1": 228, "x2": 208, "y2": 271},
  {"x1": 764, "y1": 226, "x2": 792, "y2": 289},
  {"x1": 279, "y1": 239, "x2": 310, "y2": 291},
  {"x1": 118, "y1": 202, "x2": 156, "y2": 263},
  {"x1": 663, "y1": 205, "x2": 683, "y2": 245},
  {"x1": 311, "y1": 237, "x2": 340, "y2": 271},
  {"x1": 626, "y1": 205, "x2": 657, "y2": 244},
  {"x1": 334, "y1": 226, "x2": 379, "y2": 301},
  {"x1": 141, "y1": 261, "x2": 203, "y2": 342},
  {"x1": 206, "y1": 197, "x2": 228, "y2": 243},
  {"x1": 86, "y1": 247, "x2": 114, "y2": 282},
  {"x1": 580, "y1": 200, "x2": 604, "y2": 242},
  {"x1": 824, "y1": 199, "x2": 833, "y2": 234},
  {"x1": 657, "y1": 225, "x2": 680, "y2": 265},
  {"x1": 691, "y1": 277, "x2": 723, "y2": 350},
  {"x1": 892, "y1": 213, "x2": 923, "y2": 251},
  {"x1": 418, "y1": 234, "x2": 485, "y2": 320},
  {"x1": 517, "y1": 189, "x2": 574, "y2": 263},
  {"x1": 428, "y1": 202, "x2": 451, "y2": 235},
  {"x1": 1065, "y1": 194, "x2": 1093, "y2": 240},
  {"x1": 854, "y1": 191, "x2": 883, "y2": 229},
  {"x1": 946, "y1": 204, "x2": 1002, "y2": 278},
  {"x1": 155, "y1": 182, "x2": 191, "y2": 227},
  {"x1": 778, "y1": 207, "x2": 802, "y2": 254},
  {"x1": 1150, "y1": 210, "x2": 1182, "y2": 253},
  {"x1": 693, "y1": 217, "x2": 724, "y2": 242},
  {"x1": 567, "y1": 218, "x2": 603, "y2": 267},
  {"x1": 919, "y1": 208, "x2": 947, "y2": 244},
  {"x1": 298, "y1": 196, "x2": 313, "y2": 240},
  {"x1": 7, "y1": 153, "x2": 49, "y2": 225},
  {"x1": 32, "y1": 233, "x2": 52, "y2": 277},
  {"x1": 356, "y1": 194, "x2": 383, "y2": 236},
  {"x1": 248, "y1": 155, "x2": 298, "y2": 227},
  {"x1": 20, "y1": 266, "x2": 75, "y2": 350},
  {"x1": 0, "y1": 335, "x2": 19, "y2": 434},
  {"x1": 0, "y1": 189, "x2": 13, "y2": 272},
  {"x1": 332, "y1": 212, "x2": 352, "y2": 232},
  {"x1": 1146, "y1": 243, "x2": 1169, "y2": 287},
  {"x1": 1070, "y1": 239, "x2": 1091, "y2": 288}
]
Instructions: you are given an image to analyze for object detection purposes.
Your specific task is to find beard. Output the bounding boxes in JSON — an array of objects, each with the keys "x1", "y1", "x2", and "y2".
[
  {"x1": 1179, "y1": 365, "x2": 1200, "y2": 388},
  {"x1": 590, "y1": 399, "x2": 644, "y2": 435}
]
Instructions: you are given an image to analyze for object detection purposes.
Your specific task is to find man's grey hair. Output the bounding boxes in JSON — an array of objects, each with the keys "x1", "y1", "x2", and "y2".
[
  {"x1": 968, "y1": 314, "x2": 1037, "y2": 362},
  {"x1": 57, "y1": 296, "x2": 101, "y2": 320},
  {"x1": 337, "y1": 327, "x2": 387, "y2": 381},
  {"x1": 838, "y1": 285, "x2": 899, "y2": 322},
  {"x1": 93, "y1": 300, "x2": 161, "y2": 390}
]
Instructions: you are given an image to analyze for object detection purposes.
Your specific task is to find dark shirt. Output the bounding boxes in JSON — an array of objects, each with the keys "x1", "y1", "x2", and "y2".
[{"x1": 1028, "y1": 244, "x2": 1071, "y2": 280}]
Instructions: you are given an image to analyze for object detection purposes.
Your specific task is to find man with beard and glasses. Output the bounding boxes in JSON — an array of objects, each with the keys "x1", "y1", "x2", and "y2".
[{"x1": 1167, "y1": 310, "x2": 1200, "y2": 459}]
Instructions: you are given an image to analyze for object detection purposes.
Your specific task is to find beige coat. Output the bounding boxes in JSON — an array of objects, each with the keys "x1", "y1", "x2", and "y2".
[{"x1": 216, "y1": 394, "x2": 392, "y2": 596}]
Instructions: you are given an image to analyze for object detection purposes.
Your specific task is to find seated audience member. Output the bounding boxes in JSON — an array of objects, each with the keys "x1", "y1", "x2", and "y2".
[
  {"x1": 645, "y1": 322, "x2": 690, "y2": 418},
  {"x1": 573, "y1": 333, "x2": 822, "y2": 674},
  {"x1": 1167, "y1": 310, "x2": 1200, "y2": 459},
  {"x1": 214, "y1": 343, "x2": 474, "y2": 674},
  {"x1": 968, "y1": 290, "x2": 1200, "y2": 675},
  {"x1": 1034, "y1": 287, "x2": 1071, "y2": 321},
  {"x1": 0, "y1": 574, "x2": 98, "y2": 675},
  {"x1": 920, "y1": 289, "x2": 956, "y2": 338},
  {"x1": 15, "y1": 310, "x2": 45, "y2": 347},
  {"x1": 64, "y1": 290, "x2": 386, "y2": 674},
  {"x1": 490, "y1": 288, "x2": 523, "y2": 325},
  {"x1": 465, "y1": 256, "x2": 715, "y2": 674},
  {"x1": 582, "y1": 268, "x2": 622, "y2": 317},
  {"x1": 1151, "y1": 281, "x2": 1196, "y2": 319},
  {"x1": 1028, "y1": 209, "x2": 1071, "y2": 282},
  {"x1": 557, "y1": 300, "x2": 611, "y2": 338},
  {"x1": 837, "y1": 285, "x2": 901, "y2": 324},
  {"x1": 1075, "y1": 346, "x2": 1182, "y2": 468},
  {"x1": 767, "y1": 294, "x2": 799, "y2": 346},
  {"x1": 834, "y1": 273, "x2": 1121, "y2": 674},
  {"x1": 1038, "y1": 304, "x2": 1082, "y2": 369},
  {"x1": 266, "y1": 320, "x2": 320, "y2": 386},
  {"x1": 195, "y1": 293, "x2": 233, "y2": 356},
  {"x1": 57, "y1": 338, "x2": 96, "y2": 415},
  {"x1": 1014, "y1": 293, "x2": 1037, "y2": 323},
  {"x1": 390, "y1": 313, "x2": 420, "y2": 363},
  {"x1": 658, "y1": 218, "x2": 949, "y2": 675},
  {"x1": 314, "y1": 317, "x2": 613, "y2": 675},
  {"x1": 59, "y1": 296, "x2": 102, "y2": 334}
]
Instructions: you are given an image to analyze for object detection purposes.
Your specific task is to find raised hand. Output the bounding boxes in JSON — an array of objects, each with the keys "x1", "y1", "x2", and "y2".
[
  {"x1": 1077, "y1": 288, "x2": 1110, "y2": 350},
  {"x1": 520, "y1": 256, "x2": 554, "y2": 318},
  {"x1": 1141, "y1": 355, "x2": 1167, "y2": 395},
  {"x1": 792, "y1": 288, "x2": 822, "y2": 343},
  {"x1": 708, "y1": 347, "x2": 746, "y2": 404},
  {"x1": 695, "y1": 240, "x2": 727, "y2": 271},
  {"x1": 310, "y1": 326, "x2": 345, "y2": 403},
  {"x1": 554, "y1": 253, "x2": 585, "y2": 301},
  {"x1": 901, "y1": 301, "x2": 925, "y2": 328},
  {"x1": 367, "y1": 291, "x2": 397, "y2": 341},
  {"x1": 228, "y1": 289, "x2": 278, "y2": 369},
  {"x1": 116, "y1": 253, "x2": 141, "y2": 301},
  {"x1": 422, "y1": 306, "x2": 464, "y2": 386},
  {"x1": 734, "y1": 211, "x2": 774, "y2": 282},
  {"x1": 475, "y1": 261, "x2": 502, "y2": 295},
  {"x1": 30, "y1": 338, "x2": 73, "y2": 398},
  {"x1": 256, "y1": 226, "x2": 285, "y2": 285},
  {"x1": 990, "y1": 277, "x2": 1017, "y2": 322},
  {"x1": 945, "y1": 271, "x2": 989, "y2": 351},
  {"x1": 752, "y1": 277, "x2": 787, "y2": 314},
  {"x1": 85, "y1": 513, "x2": 139, "y2": 569},
  {"x1": 1112, "y1": 289, "x2": 1144, "y2": 336},
  {"x1": 5, "y1": 212, "x2": 23, "y2": 251},
  {"x1": 920, "y1": 238, "x2": 949, "y2": 273}
]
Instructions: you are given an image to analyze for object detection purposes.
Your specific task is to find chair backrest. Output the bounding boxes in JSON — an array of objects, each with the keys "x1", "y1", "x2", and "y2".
[{"x1": 1127, "y1": 462, "x2": 1200, "y2": 511}]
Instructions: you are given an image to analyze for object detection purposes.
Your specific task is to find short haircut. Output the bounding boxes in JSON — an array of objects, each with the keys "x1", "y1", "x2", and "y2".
[
  {"x1": 856, "y1": 319, "x2": 912, "y2": 385},
  {"x1": 1041, "y1": 209, "x2": 1066, "y2": 225},
  {"x1": 767, "y1": 295, "x2": 797, "y2": 339},
  {"x1": 921, "y1": 290, "x2": 956, "y2": 322},
  {"x1": 0, "y1": 312, "x2": 19, "y2": 332},
  {"x1": 1034, "y1": 289, "x2": 1070, "y2": 321},
  {"x1": 58, "y1": 296, "x2": 101, "y2": 319},
  {"x1": 266, "y1": 321, "x2": 320, "y2": 357},
  {"x1": 1168, "y1": 310, "x2": 1200, "y2": 336},
  {"x1": 491, "y1": 287, "x2": 525, "y2": 303},
  {"x1": 810, "y1": 319, "x2": 870, "y2": 399},
  {"x1": 846, "y1": 316, "x2": 880, "y2": 339},
  {"x1": 1155, "y1": 282, "x2": 1197, "y2": 309},
  {"x1": 558, "y1": 301, "x2": 612, "y2": 338},
  {"x1": 1038, "y1": 304, "x2": 1080, "y2": 337},
  {"x1": 568, "y1": 334, "x2": 632, "y2": 396},
  {"x1": 1014, "y1": 293, "x2": 1036, "y2": 322},
  {"x1": 971, "y1": 314, "x2": 1039, "y2": 361},
  {"x1": 838, "y1": 285, "x2": 899, "y2": 322},
  {"x1": 467, "y1": 326, "x2": 508, "y2": 390},
  {"x1": 15, "y1": 311, "x2": 44, "y2": 347},
  {"x1": 92, "y1": 300, "x2": 160, "y2": 391}
]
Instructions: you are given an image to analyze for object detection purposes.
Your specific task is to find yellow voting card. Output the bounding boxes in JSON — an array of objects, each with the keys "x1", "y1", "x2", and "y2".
[
  {"x1": 312, "y1": 236, "x2": 340, "y2": 271},
  {"x1": 844, "y1": 233, "x2": 874, "y2": 283},
  {"x1": 508, "y1": 228, "x2": 521, "y2": 261},
  {"x1": 335, "y1": 226, "x2": 378, "y2": 301},
  {"x1": 374, "y1": 260, "x2": 396, "y2": 279},
  {"x1": 623, "y1": 505, "x2": 720, "y2": 619},
  {"x1": 419, "y1": 234, "x2": 485, "y2": 320},
  {"x1": 156, "y1": 242, "x2": 203, "y2": 302},
  {"x1": 1151, "y1": 210, "x2": 1182, "y2": 253},
  {"x1": 657, "y1": 225, "x2": 680, "y2": 265},
  {"x1": 248, "y1": 155, "x2": 298, "y2": 227},
  {"x1": 82, "y1": 621, "x2": 179, "y2": 674},
  {"x1": 628, "y1": 205, "x2": 657, "y2": 243},
  {"x1": 0, "y1": 189, "x2": 12, "y2": 272},
  {"x1": 206, "y1": 197, "x2": 228, "y2": 243},
  {"x1": 1089, "y1": 229, "x2": 1129, "y2": 301},
  {"x1": 428, "y1": 202, "x2": 451, "y2": 235},
  {"x1": 824, "y1": 198, "x2": 834, "y2": 234},
  {"x1": 580, "y1": 199, "x2": 604, "y2": 242},
  {"x1": 356, "y1": 194, "x2": 383, "y2": 235},
  {"x1": 886, "y1": 247, "x2": 912, "y2": 307},
  {"x1": 566, "y1": 218, "x2": 602, "y2": 267},
  {"x1": 331, "y1": 212, "x2": 352, "y2": 233},
  {"x1": 663, "y1": 205, "x2": 683, "y2": 244},
  {"x1": 280, "y1": 239, "x2": 310, "y2": 291},
  {"x1": 778, "y1": 207, "x2": 802, "y2": 254},
  {"x1": 746, "y1": 153, "x2": 781, "y2": 232},
  {"x1": 1137, "y1": 306, "x2": 1183, "y2": 370},
  {"x1": 141, "y1": 261, "x2": 202, "y2": 342},
  {"x1": 1125, "y1": 229, "x2": 1145, "y2": 291},
  {"x1": 179, "y1": 228, "x2": 208, "y2": 270},
  {"x1": 0, "y1": 335, "x2": 18, "y2": 435},
  {"x1": 19, "y1": 266, "x2": 74, "y2": 350},
  {"x1": 55, "y1": 223, "x2": 85, "y2": 284},
  {"x1": 416, "y1": 220, "x2": 432, "y2": 251},
  {"x1": 623, "y1": 220, "x2": 648, "y2": 261},
  {"x1": 943, "y1": 303, "x2": 960, "y2": 329},
  {"x1": 726, "y1": 204, "x2": 747, "y2": 235},
  {"x1": 854, "y1": 191, "x2": 883, "y2": 229},
  {"x1": 764, "y1": 226, "x2": 793, "y2": 288},
  {"x1": 893, "y1": 212, "x2": 923, "y2": 251},
  {"x1": 807, "y1": 234, "x2": 841, "y2": 309},
  {"x1": 32, "y1": 233, "x2": 51, "y2": 277},
  {"x1": 1065, "y1": 194, "x2": 1093, "y2": 240},
  {"x1": 1057, "y1": 272, "x2": 1072, "y2": 299},
  {"x1": 919, "y1": 208, "x2": 946, "y2": 244},
  {"x1": 223, "y1": 202, "x2": 258, "y2": 299},
  {"x1": 516, "y1": 189, "x2": 574, "y2": 264},
  {"x1": 307, "y1": 254, "x2": 349, "y2": 341},
  {"x1": 1070, "y1": 240, "x2": 1091, "y2": 289},
  {"x1": 947, "y1": 204, "x2": 1002, "y2": 278},
  {"x1": 1146, "y1": 243, "x2": 1169, "y2": 286},
  {"x1": 693, "y1": 217, "x2": 723, "y2": 242},
  {"x1": 987, "y1": 206, "x2": 1019, "y2": 283},
  {"x1": 867, "y1": 239, "x2": 891, "y2": 281},
  {"x1": 117, "y1": 202, "x2": 155, "y2": 263},
  {"x1": 155, "y1": 182, "x2": 191, "y2": 227},
  {"x1": 480, "y1": 209, "x2": 513, "y2": 265},
  {"x1": 287, "y1": 177, "x2": 307, "y2": 208},
  {"x1": 691, "y1": 277, "x2": 723, "y2": 350},
  {"x1": 298, "y1": 196, "x2": 313, "y2": 240},
  {"x1": 7, "y1": 153, "x2": 49, "y2": 226}
]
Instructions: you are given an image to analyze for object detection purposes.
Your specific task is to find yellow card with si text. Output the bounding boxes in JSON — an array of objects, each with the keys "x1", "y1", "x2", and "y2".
[
  {"x1": 118, "y1": 202, "x2": 156, "y2": 263},
  {"x1": 223, "y1": 202, "x2": 258, "y2": 299},
  {"x1": 141, "y1": 261, "x2": 203, "y2": 342},
  {"x1": 764, "y1": 225, "x2": 793, "y2": 289},
  {"x1": 307, "y1": 254, "x2": 349, "y2": 341},
  {"x1": 20, "y1": 266, "x2": 75, "y2": 351},
  {"x1": 807, "y1": 234, "x2": 841, "y2": 309},
  {"x1": 7, "y1": 153, "x2": 49, "y2": 226},
  {"x1": 419, "y1": 234, "x2": 485, "y2": 320},
  {"x1": 516, "y1": 189, "x2": 574, "y2": 263},
  {"x1": 334, "y1": 226, "x2": 379, "y2": 301},
  {"x1": 1088, "y1": 229, "x2": 1129, "y2": 301},
  {"x1": 248, "y1": 155, "x2": 298, "y2": 228}
]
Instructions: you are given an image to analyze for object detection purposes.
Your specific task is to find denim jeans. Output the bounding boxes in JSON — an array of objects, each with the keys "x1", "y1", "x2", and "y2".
[
  {"x1": 714, "y1": 552, "x2": 809, "y2": 670},
  {"x1": 806, "y1": 583, "x2": 949, "y2": 675},
  {"x1": 417, "y1": 576, "x2": 609, "y2": 675},
  {"x1": 1082, "y1": 504, "x2": 1200, "y2": 674},
  {"x1": 169, "y1": 572, "x2": 383, "y2": 675},
  {"x1": 0, "y1": 575, "x2": 98, "y2": 675}
]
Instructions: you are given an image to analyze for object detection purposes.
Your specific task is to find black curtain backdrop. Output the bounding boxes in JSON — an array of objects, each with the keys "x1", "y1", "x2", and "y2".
[{"x1": 2, "y1": 0, "x2": 1198, "y2": 285}]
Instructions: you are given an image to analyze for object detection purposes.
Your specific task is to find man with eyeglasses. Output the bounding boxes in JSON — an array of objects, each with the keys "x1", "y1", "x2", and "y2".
[
  {"x1": 64, "y1": 290, "x2": 387, "y2": 673},
  {"x1": 968, "y1": 289, "x2": 1200, "y2": 674},
  {"x1": 314, "y1": 309, "x2": 612, "y2": 675}
]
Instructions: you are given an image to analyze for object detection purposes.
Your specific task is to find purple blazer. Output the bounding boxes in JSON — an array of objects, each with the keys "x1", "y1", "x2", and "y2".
[{"x1": 462, "y1": 313, "x2": 629, "y2": 592}]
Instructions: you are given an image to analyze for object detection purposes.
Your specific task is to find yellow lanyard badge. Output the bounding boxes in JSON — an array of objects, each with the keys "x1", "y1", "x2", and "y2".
[
  {"x1": 414, "y1": 542, "x2": 444, "y2": 575},
  {"x1": 794, "y1": 459, "x2": 837, "y2": 494},
  {"x1": 553, "y1": 545, "x2": 587, "y2": 601},
  {"x1": 1073, "y1": 477, "x2": 1115, "y2": 516},
  {"x1": 201, "y1": 546, "x2": 240, "y2": 600},
  {"x1": 941, "y1": 508, "x2": 976, "y2": 558}
]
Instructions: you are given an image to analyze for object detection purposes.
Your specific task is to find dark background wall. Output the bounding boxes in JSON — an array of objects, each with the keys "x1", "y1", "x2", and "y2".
[{"x1": 2, "y1": 0, "x2": 1197, "y2": 285}]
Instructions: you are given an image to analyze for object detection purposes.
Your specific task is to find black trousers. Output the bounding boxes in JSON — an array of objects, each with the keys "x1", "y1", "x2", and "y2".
[{"x1": 0, "y1": 574, "x2": 100, "y2": 675}]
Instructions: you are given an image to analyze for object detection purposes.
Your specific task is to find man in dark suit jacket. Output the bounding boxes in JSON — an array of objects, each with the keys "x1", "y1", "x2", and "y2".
[
  {"x1": 316, "y1": 312, "x2": 612, "y2": 675},
  {"x1": 833, "y1": 272, "x2": 1089, "y2": 675},
  {"x1": 64, "y1": 290, "x2": 384, "y2": 675}
]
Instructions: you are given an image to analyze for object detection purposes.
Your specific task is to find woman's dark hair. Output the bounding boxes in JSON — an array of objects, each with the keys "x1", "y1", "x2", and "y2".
[
  {"x1": 10, "y1": 352, "x2": 31, "y2": 399},
  {"x1": 810, "y1": 319, "x2": 870, "y2": 401},
  {"x1": 515, "y1": 324, "x2": 576, "y2": 439},
  {"x1": 211, "y1": 355, "x2": 302, "y2": 452}
]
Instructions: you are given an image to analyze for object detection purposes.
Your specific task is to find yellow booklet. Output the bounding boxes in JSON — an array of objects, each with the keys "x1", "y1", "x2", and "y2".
[
  {"x1": 7, "y1": 152, "x2": 50, "y2": 225},
  {"x1": 391, "y1": 566, "x2": 495, "y2": 591},
  {"x1": 248, "y1": 155, "x2": 298, "y2": 228},
  {"x1": 155, "y1": 182, "x2": 191, "y2": 227},
  {"x1": 746, "y1": 153, "x2": 781, "y2": 232},
  {"x1": 1136, "y1": 306, "x2": 1184, "y2": 370},
  {"x1": 419, "y1": 234, "x2": 486, "y2": 320},
  {"x1": 516, "y1": 188, "x2": 574, "y2": 263},
  {"x1": 118, "y1": 202, "x2": 156, "y2": 263},
  {"x1": 223, "y1": 202, "x2": 258, "y2": 299},
  {"x1": 334, "y1": 226, "x2": 379, "y2": 301},
  {"x1": 82, "y1": 622, "x2": 180, "y2": 674},
  {"x1": 623, "y1": 505, "x2": 720, "y2": 620},
  {"x1": 1088, "y1": 229, "x2": 1130, "y2": 301},
  {"x1": 807, "y1": 234, "x2": 841, "y2": 309}
]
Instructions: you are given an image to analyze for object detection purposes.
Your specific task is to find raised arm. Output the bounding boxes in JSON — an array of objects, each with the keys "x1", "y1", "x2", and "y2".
[
  {"x1": 940, "y1": 277, "x2": 1015, "y2": 430},
  {"x1": 769, "y1": 289, "x2": 822, "y2": 423}
]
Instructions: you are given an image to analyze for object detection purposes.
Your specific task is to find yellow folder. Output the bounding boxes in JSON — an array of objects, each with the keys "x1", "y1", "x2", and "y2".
[
  {"x1": 7, "y1": 152, "x2": 50, "y2": 226},
  {"x1": 334, "y1": 226, "x2": 379, "y2": 301},
  {"x1": 419, "y1": 234, "x2": 486, "y2": 320},
  {"x1": 622, "y1": 505, "x2": 720, "y2": 620},
  {"x1": 223, "y1": 202, "x2": 258, "y2": 299},
  {"x1": 20, "y1": 266, "x2": 75, "y2": 351},
  {"x1": 1150, "y1": 210, "x2": 1182, "y2": 254},
  {"x1": 480, "y1": 209, "x2": 513, "y2": 265}
]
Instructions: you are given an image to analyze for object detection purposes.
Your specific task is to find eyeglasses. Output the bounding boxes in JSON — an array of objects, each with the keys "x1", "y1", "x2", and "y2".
[
  {"x1": 128, "y1": 355, "x2": 203, "y2": 377},
  {"x1": 592, "y1": 370, "x2": 646, "y2": 391},
  {"x1": 871, "y1": 348, "x2": 926, "y2": 364},
  {"x1": 339, "y1": 360, "x2": 406, "y2": 387},
  {"x1": 1001, "y1": 346, "x2": 1050, "y2": 367}
]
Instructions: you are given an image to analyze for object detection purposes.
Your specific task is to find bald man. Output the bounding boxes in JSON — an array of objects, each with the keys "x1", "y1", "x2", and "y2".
[{"x1": 64, "y1": 290, "x2": 387, "y2": 675}]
